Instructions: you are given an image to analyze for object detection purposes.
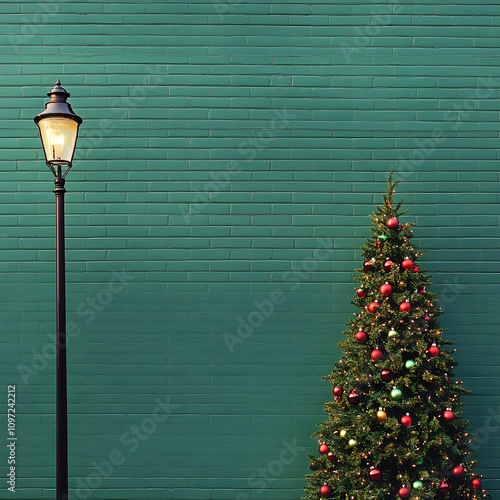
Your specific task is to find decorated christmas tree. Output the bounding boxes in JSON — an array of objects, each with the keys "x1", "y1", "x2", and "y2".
[{"x1": 303, "y1": 172, "x2": 490, "y2": 500}]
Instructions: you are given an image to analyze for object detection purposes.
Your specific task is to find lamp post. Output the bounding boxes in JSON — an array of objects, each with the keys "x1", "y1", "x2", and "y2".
[{"x1": 34, "y1": 79, "x2": 82, "y2": 500}]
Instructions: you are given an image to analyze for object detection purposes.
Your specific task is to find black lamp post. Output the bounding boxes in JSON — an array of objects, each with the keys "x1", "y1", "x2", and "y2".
[{"x1": 34, "y1": 79, "x2": 82, "y2": 500}]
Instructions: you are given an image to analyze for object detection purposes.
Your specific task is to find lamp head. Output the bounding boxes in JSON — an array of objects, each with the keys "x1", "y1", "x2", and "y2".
[{"x1": 34, "y1": 79, "x2": 82, "y2": 176}]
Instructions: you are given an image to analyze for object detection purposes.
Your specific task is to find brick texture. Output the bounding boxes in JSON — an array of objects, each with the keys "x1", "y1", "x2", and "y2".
[{"x1": 0, "y1": 1, "x2": 499, "y2": 498}]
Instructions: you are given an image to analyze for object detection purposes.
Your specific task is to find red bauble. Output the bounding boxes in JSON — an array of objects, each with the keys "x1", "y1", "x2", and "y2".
[
  {"x1": 399, "y1": 301, "x2": 411, "y2": 312},
  {"x1": 369, "y1": 468, "x2": 381, "y2": 481},
  {"x1": 327, "y1": 452, "x2": 337, "y2": 463},
  {"x1": 348, "y1": 390, "x2": 359, "y2": 404},
  {"x1": 380, "y1": 283, "x2": 393, "y2": 296},
  {"x1": 320, "y1": 484, "x2": 332, "y2": 497},
  {"x1": 398, "y1": 486, "x2": 410, "y2": 499},
  {"x1": 332, "y1": 386, "x2": 343, "y2": 397},
  {"x1": 371, "y1": 349, "x2": 383, "y2": 362},
  {"x1": 364, "y1": 260, "x2": 374, "y2": 271},
  {"x1": 386, "y1": 217, "x2": 399, "y2": 229},
  {"x1": 319, "y1": 443, "x2": 329, "y2": 454},
  {"x1": 356, "y1": 288, "x2": 366, "y2": 298},
  {"x1": 380, "y1": 369, "x2": 392, "y2": 381},
  {"x1": 428, "y1": 344, "x2": 440, "y2": 357},
  {"x1": 438, "y1": 481, "x2": 450, "y2": 494},
  {"x1": 401, "y1": 414, "x2": 412, "y2": 427},
  {"x1": 401, "y1": 258, "x2": 414, "y2": 270},
  {"x1": 453, "y1": 465, "x2": 465, "y2": 478},
  {"x1": 472, "y1": 479, "x2": 481, "y2": 490},
  {"x1": 368, "y1": 301, "x2": 380, "y2": 313},
  {"x1": 443, "y1": 410, "x2": 455, "y2": 422},
  {"x1": 356, "y1": 330, "x2": 368, "y2": 344},
  {"x1": 383, "y1": 259, "x2": 394, "y2": 272}
]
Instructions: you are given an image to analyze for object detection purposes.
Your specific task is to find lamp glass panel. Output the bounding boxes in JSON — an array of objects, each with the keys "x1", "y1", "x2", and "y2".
[{"x1": 37, "y1": 117, "x2": 79, "y2": 165}]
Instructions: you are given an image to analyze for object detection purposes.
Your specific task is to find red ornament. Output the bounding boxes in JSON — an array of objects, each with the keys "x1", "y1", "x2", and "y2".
[
  {"x1": 383, "y1": 259, "x2": 394, "y2": 272},
  {"x1": 413, "y1": 265, "x2": 419, "y2": 272},
  {"x1": 319, "y1": 443, "x2": 329, "y2": 454},
  {"x1": 401, "y1": 258, "x2": 414, "y2": 270},
  {"x1": 320, "y1": 484, "x2": 332, "y2": 497},
  {"x1": 472, "y1": 479, "x2": 481, "y2": 490},
  {"x1": 356, "y1": 330, "x2": 368, "y2": 344},
  {"x1": 453, "y1": 465, "x2": 465, "y2": 478},
  {"x1": 332, "y1": 386, "x2": 343, "y2": 397},
  {"x1": 401, "y1": 414, "x2": 412, "y2": 427},
  {"x1": 371, "y1": 349, "x2": 383, "y2": 362},
  {"x1": 398, "y1": 486, "x2": 410, "y2": 499},
  {"x1": 428, "y1": 344, "x2": 440, "y2": 357},
  {"x1": 380, "y1": 369, "x2": 392, "y2": 381},
  {"x1": 327, "y1": 452, "x2": 337, "y2": 463},
  {"x1": 438, "y1": 481, "x2": 450, "y2": 494},
  {"x1": 368, "y1": 301, "x2": 379, "y2": 313},
  {"x1": 380, "y1": 283, "x2": 392, "y2": 296},
  {"x1": 348, "y1": 390, "x2": 359, "y2": 404},
  {"x1": 369, "y1": 468, "x2": 381, "y2": 481},
  {"x1": 356, "y1": 288, "x2": 366, "y2": 298},
  {"x1": 364, "y1": 260, "x2": 374, "y2": 271},
  {"x1": 386, "y1": 217, "x2": 399, "y2": 229},
  {"x1": 443, "y1": 410, "x2": 455, "y2": 422},
  {"x1": 399, "y1": 301, "x2": 411, "y2": 312}
]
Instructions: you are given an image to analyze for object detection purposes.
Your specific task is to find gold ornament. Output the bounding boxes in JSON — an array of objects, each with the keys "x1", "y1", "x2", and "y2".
[{"x1": 376, "y1": 409, "x2": 387, "y2": 421}]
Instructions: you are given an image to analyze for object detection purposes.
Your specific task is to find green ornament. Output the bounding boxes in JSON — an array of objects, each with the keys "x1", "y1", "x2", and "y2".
[
  {"x1": 388, "y1": 329, "x2": 398, "y2": 337},
  {"x1": 391, "y1": 387, "x2": 403, "y2": 400},
  {"x1": 417, "y1": 458, "x2": 424, "y2": 465},
  {"x1": 405, "y1": 360, "x2": 415, "y2": 369},
  {"x1": 379, "y1": 235, "x2": 387, "y2": 241},
  {"x1": 413, "y1": 480, "x2": 424, "y2": 489}
]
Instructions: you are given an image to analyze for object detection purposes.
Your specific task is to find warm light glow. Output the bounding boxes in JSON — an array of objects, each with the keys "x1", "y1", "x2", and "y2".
[{"x1": 37, "y1": 117, "x2": 78, "y2": 165}]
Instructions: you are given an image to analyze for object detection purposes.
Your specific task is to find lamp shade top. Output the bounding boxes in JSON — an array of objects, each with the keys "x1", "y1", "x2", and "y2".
[{"x1": 34, "y1": 79, "x2": 82, "y2": 125}]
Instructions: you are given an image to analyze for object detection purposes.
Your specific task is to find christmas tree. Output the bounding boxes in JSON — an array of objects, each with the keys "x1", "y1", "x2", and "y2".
[{"x1": 303, "y1": 172, "x2": 490, "y2": 500}]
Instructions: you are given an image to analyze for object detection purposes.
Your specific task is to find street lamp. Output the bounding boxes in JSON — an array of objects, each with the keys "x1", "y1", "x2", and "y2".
[{"x1": 34, "y1": 79, "x2": 82, "y2": 500}]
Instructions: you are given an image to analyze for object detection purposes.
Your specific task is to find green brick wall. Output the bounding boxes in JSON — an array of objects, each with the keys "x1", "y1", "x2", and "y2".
[{"x1": 1, "y1": 0, "x2": 500, "y2": 498}]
